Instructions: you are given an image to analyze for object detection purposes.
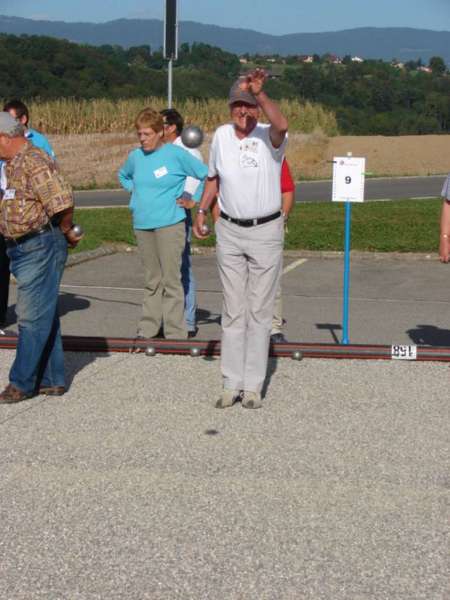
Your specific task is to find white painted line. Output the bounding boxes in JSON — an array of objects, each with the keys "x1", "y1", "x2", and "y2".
[
  {"x1": 61, "y1": 284, "x2": 144, "y2": 292},
  {"x1": 60, "y1": 283, "x2": 224, "y2": 295},
  {"x1": 283, "y1": 258, "x2": 307, "y2": 275},
  {"x1": 410, "y1": 196, "x2": 435, "y2": 200}
]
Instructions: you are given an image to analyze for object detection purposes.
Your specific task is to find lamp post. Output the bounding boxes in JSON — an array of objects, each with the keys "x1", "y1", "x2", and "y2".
[{"x1": 164, "y1": 0, "x2": 178, "y2": 108}]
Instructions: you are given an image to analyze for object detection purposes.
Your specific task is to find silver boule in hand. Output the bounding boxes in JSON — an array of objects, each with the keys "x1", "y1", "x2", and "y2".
[
  {"x1": 71, "y1": 224, "x2": 84, "y2": 237},
  {"x1": 181, "y1": 125, "x2": 204, "y2": 149}
]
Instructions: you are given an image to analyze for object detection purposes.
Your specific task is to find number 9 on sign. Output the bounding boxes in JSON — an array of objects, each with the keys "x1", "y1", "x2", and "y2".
[{"x1": 391, "y1": 345, "x2": 417, "y2": 360}]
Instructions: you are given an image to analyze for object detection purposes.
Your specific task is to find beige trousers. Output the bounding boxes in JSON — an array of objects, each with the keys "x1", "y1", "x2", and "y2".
[
  {"x1": 135, "y1": 222, "x2": 187, "y2": 339},
  {"x1": 271, "y1": 282, "x2": 283, "y2": 334},
  {"x1": 216, "y1": 216, "x2": 284, "y2": 393}
]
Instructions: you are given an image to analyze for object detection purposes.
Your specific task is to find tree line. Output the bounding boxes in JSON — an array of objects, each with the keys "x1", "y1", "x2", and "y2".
[{"x1": 0, "y1": 33, "x2": 448, "y2": 136}]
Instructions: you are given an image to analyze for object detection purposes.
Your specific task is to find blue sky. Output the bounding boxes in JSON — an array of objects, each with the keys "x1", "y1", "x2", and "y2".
[{"x1": 0, "y1": 0, "x2": 449, "y2": 35}]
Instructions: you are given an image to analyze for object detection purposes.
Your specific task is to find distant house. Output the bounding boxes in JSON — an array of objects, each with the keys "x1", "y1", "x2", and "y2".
[
  {"x1": 392, "y1": 61, "x2": 405, "y2": 69},
  {"x1": 351, "y1": 56, "x2": 364, "y2": 63},
  {"x1": 299, "y1": 55, "x2": 314, "y2": 63},
  {"x1": 326, "y1": 54, "x2": 342, "y2": 64},
  {"x1": 417, "y1": 66, "x2": 432, "y2": 73},
  {"x1": 238, "y1": 68, "x2": 281, "y2": 80},
  {"x1": 239, "y1": 57, "x2": 248, "y2": 64}
]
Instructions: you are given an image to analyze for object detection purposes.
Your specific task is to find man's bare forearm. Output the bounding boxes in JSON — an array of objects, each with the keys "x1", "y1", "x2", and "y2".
[
  {"x1": 440, "y1": 199, "x2": 450, "y2": 235},
  {"x1": 57, "y1": 207, "x2": 74, "y2": 233},
  {"x1": 197, "y1": 177, "x2": 219, "y2": 212},
  {"x1": 256, "y1": 91, "x2": 288, "y2": 146},
  {"x1": 282, "y1": 191, "x2": 295, "y2": 216}
]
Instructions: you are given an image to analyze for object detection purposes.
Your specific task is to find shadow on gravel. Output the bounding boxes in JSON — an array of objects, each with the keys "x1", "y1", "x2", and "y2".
[
  {"x1": 407, "y1": 324, "x2": 450, "y2": 346},
  {"x1": 262, "y1": 355, "x2": 279, "y2": 399},
  {"x1": 64, "y1": 351, "x2": 111, "y2": 389}
]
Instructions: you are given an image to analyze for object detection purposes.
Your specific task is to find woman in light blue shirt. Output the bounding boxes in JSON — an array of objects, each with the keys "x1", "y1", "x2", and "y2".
[{"x1": 119, "y1": 108, "x2": 208, "y2": 339}]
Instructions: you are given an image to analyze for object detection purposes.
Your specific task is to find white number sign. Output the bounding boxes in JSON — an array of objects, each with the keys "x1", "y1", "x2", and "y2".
[
  {"x1": 332, "y1": 156, "x2": 366, "y2": 203},
  {"x1": 391, "y1": 345, "x2": 417, "y2": 360}
]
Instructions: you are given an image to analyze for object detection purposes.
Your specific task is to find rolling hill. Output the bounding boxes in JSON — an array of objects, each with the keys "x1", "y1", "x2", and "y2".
[{"x1": 0, "y1": 15, "x2": 449, "y2": 64}]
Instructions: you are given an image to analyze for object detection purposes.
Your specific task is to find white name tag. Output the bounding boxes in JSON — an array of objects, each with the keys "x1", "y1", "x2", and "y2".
[
  {"x1": 240, "y1": 140, "x2": 259, "y2": 154},
  {"x1": 3, "y1": 189, "x2": 15, "y2": 200},
  {"x1": 154, "y1": 166, "x2": 168, "y2": 179}
]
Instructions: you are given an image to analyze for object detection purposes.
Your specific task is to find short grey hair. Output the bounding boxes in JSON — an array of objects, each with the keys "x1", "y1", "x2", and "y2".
[{"x1": 0, "y1": 111, "x2": 25, "y2": 137}]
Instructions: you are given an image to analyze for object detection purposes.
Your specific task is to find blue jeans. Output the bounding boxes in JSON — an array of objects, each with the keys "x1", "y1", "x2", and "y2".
[
  {"x1": 0, "y1": 234, "x2": 10, "y2": 323},
  {"x1": 181, "y1": 210, "x2": 197, "y2": 331},
  {"x1": 6, "y1": 227, "x2": 68, "y2": 395}
]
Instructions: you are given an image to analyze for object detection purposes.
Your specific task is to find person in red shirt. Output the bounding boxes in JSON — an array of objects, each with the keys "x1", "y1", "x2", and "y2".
[{"x1": 271, "y1": 157, "x2": 295, "y2": 343}]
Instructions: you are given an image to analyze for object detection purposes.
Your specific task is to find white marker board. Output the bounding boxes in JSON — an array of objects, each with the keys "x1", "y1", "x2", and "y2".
[{"x1": 332, "y1": 156, "x2": 365, "y2": 203}]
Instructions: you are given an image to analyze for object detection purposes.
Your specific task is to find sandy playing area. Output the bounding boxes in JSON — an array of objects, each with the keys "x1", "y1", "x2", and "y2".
[{"x1": 51, "y1": 133, "x2": 450, "y2": 188}]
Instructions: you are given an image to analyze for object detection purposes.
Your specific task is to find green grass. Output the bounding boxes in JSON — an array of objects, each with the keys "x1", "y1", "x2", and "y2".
[
  {"x1": 73, "y1": 199, "x2": 442, "y2": 255},
  {"x1": 73, "y1": 208, "x2": 135, "y2": 253}
]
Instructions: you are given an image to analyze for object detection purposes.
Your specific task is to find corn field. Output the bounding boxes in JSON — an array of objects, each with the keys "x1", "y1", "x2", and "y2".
[{"x1": 24, "y1": 97, "x2": 339, "y2": 136}]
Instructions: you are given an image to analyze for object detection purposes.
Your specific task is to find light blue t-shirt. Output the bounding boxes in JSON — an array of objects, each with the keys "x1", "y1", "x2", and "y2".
[
  {"x1": 118, "y1": 143, "x2": 208, "y2": 230},
  {"x1": 26, "y1": 128, "x2": 55, "y2": 159}
]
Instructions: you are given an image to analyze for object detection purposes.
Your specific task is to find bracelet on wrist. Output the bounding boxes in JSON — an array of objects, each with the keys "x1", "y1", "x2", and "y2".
[
  {"x1": 441, "y1": 233, "x2": 449, "y2": 239},
  {"x1": 197, "y1": 208, "x2": 207, "y2": 215}
]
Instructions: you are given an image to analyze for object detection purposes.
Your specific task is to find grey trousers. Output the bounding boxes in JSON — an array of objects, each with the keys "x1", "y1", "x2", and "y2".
[
  {"x1": 216, "y1": 216, "x2": 284, "y2": 393},
  {"x1": 135, "y1": 222, "x2": 187, "y2": 339}
]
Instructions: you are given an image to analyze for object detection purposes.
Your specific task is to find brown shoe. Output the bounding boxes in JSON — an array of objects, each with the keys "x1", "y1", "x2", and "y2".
[
  {"x1": 0, "y1": 383, "x2": 32, "y2": 404},
  {"x1": 38, "y1": 386, "x2": 66, "y2": 396}
]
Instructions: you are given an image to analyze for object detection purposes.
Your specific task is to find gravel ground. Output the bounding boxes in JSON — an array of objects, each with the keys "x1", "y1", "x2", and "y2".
[{"x1": 0, "y1": 351, "x2": 448, "y2": 600}]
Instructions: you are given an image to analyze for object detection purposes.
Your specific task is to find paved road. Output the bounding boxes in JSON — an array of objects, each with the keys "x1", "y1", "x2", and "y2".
[{"x1": 75, "y1": 175, "x2": 446, "y2": 208}]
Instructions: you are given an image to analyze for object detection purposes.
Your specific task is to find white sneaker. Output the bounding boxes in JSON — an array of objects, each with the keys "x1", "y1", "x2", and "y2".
[
  {"x1": 242, "y1": 391, "x2": 263, "y2": 409},
  {"x1": 215, "y1": 389, "x2": 240, "y2": 409}
]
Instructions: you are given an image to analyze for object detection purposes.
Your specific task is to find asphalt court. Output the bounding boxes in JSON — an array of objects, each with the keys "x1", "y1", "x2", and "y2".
[{"x1": 4, "y1": 250, "x2": 450, "y2": 346}]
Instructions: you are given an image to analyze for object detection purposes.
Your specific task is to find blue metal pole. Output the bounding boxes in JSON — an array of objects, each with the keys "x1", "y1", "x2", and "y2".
[{"x1": 342, "y1": 201, "x2": 352, "y2": 344}]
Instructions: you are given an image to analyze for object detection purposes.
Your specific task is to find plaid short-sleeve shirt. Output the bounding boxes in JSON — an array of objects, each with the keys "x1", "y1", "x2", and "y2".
[{"x1": 0, "y1": 142, "x2": 73, "y2": 239}]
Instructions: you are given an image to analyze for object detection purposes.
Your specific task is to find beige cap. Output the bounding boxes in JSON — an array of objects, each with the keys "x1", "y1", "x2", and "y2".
[{"x1": 228, "y1": 79, "x2": 258, "y2": 106}]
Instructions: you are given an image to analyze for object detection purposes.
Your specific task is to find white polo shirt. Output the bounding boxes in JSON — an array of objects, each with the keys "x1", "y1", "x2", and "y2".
[
  {"x1": 208, "y1": 123, "x2": 287, "y2": 219},
  {"x1": 173, "y1": 136, "x2": 203, "y2": 197}
]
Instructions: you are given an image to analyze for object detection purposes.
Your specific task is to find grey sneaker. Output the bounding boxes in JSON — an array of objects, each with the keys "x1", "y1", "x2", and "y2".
[
  {"x1": 215, "y1": 388, "x2": 240, "y2": 409},
  {"x1": 242, "y1": 391, "x2": 263, "y2": 409}
]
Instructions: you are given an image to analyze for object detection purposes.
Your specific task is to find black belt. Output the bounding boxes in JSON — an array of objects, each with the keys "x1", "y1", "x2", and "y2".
[
  {"x1": 5, "y1": 222, "x2": 53, "y2": 246},
  {"x1": 220, "y1": 210, "x2": 281, "y2": 227}
]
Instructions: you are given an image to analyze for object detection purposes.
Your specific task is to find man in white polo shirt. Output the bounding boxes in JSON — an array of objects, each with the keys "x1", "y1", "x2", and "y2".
[{"x1": 193, "y1": 69, "x2": 288, "y2": 409}]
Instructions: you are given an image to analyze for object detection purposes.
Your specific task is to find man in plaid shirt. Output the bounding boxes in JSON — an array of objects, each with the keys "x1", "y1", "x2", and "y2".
[{"x1": 0, "y1": 112, "x2": 82, "y2": 403}]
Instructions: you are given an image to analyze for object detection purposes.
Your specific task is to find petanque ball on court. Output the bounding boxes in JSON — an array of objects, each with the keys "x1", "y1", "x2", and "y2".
[
  {"x1": 292, "y1": 350, "x2": 303, "y2": 361},
  {"x1": 190, "y1": 347, "x2": 201, "y2": 357},
  {"x1": 145, "y1": 346, "x2": 157, "y2": 357},
  {"x1": 71, "y1": 224, "x2": 84, "y2": 237},
  {"x1": 181, "y1": 125, "x2": 204, "y2": 149}
]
